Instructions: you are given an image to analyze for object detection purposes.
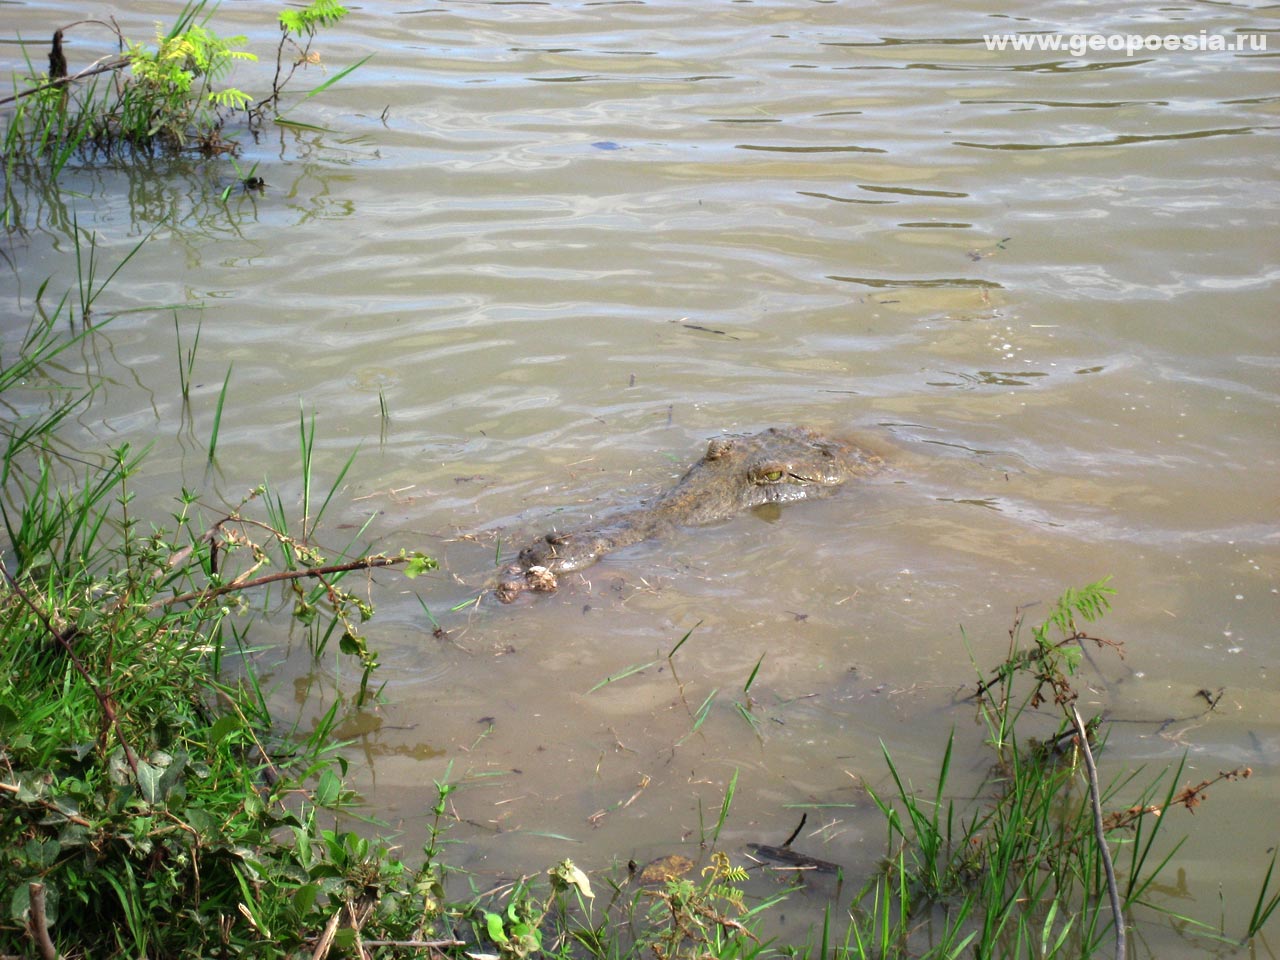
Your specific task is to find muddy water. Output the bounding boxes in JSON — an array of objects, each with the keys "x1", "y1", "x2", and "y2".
[{"x1": 3, "y1": 0, "x2": 1277, "y2": 950}]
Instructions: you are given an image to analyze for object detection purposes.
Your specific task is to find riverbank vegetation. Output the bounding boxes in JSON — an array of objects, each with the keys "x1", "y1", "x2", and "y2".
[
  {"x1": 1, "y1": 0, "x2": 360, "y2": 221},
  {"x1": 2, "y1": 5, "x2": 1278, "y2": 955},
  {"x1": 2, "y1": 244, "x2": 1276, "y2": 959}
]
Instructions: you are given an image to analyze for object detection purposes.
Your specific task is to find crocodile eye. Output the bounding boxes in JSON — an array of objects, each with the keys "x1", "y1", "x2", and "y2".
[{"x1": 760, "y1": 470, "x2": 784, "y2": 482}]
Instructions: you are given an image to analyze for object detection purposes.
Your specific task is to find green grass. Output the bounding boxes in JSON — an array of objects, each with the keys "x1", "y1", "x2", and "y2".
[
  {"x1": 206, "y1": 362, "x2": 232, "y2": 463},
  {"x1": 824, "y1": 579, "x2": 1272, "y2": 960},
  {"x1": 0, "y1": 233, "x2": 440, "y2": 957}
]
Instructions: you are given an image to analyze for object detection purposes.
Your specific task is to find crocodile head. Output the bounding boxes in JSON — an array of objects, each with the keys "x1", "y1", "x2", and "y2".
[
  {"x1": 494, "y1": 426, "x2": 881, "y2": 602},
  {"x1": 661, "y1": 426, "x2": 880, "y2": 524}
]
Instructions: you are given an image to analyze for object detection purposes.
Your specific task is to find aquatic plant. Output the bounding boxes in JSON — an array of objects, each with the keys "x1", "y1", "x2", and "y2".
[
  {"x1": 836, "y1": 579, "x2": 1269, "y2": 958},
  {"x1": 1, "y1": 0, "x2": 364, "y2": 217}
]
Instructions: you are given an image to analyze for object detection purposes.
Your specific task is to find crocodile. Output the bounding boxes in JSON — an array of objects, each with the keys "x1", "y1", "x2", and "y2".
[{"x1": 495, "y1": 426, "x2": 881, "y2": 602}]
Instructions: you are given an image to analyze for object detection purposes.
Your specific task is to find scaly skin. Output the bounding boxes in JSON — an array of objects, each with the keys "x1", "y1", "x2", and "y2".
[{"x1": 495, "y1": 426, "x2": 881, "y2": 602}]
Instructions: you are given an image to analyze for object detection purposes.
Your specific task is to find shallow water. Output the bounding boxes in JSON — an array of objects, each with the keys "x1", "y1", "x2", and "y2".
[{"x1": 3, "y1": 0, "x2": 1277, "y2": 951}]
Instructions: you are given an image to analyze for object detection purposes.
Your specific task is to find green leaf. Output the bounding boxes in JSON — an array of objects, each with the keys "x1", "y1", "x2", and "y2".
[
  {"x1": 8, "y1": 885, "x2": 31, "y2": 923},
  {"x1": 23, "y1": 838, "x2": 61, "y2": 869},
  {"x1": 274, "y1": 118, "x2": 333, "y2": 132},
  {"x1": 209, "y1": 713, "x2": 241, "y2": 745},
  {"x1": 156, "y1": 750, "x2": 189, "y2": 800},
  {"x1": 333, "y1": 928, "x2": 356, "y2": 949},
  {"x1": 293, "y1": 882, "x2": 320, "y2": 917},
  {"x1": 485, "y1": 911, "x2": 508, "y2": 944},
  {"x1": 137, "y1": 760, "x2": 164, "y2": 804},
  {"x1": 586, "y1": 659, "x2": 659, "y2": 694},
  {"x1": 315, "y1": 768, "x2": 342, "y2": 807},
  {"x1": 667, "y1": 622, "x2": 701, "y2": 659},
  {"x1": 185, "y1": 807, "x2": 215, "y2": 834},
  {"x1": 404, "y1": 553, "x2": 438, "y2": 578},
  {"x1": 339, "y1": 632, "x2": 363, "y2": 656},
  {"x1": 244, "y1": 790, "x2": 265, "y2": 819},
  {"x1": 297, "y1": 53, "x2": 372, "y2": 103}
]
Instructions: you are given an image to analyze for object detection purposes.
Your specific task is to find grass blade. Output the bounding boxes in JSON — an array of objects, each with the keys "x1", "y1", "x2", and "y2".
[
  {"x1": 206, "y1": 364, "x2": 232, "y2": 463},
  {"x1": 297, "y1": 53, "x2": 372, "y2": 102},
  {"x1": 272, "y1": 118, "x2": 333, "y2": 132},
  {"x1": 311, "y1": 442, "x2": 360, "y2": 530},
  {"x1": 586, "y1": 660, "x2": 659, "y2": 694},
  {"x1": 711, "y1": 769, "x2": 738, "y2": 846},
  {"x1": 1248, "y1": 848, "x2": 1280, "y2": 937},
  {"x1": 743, "y1": 652, "x2": 765, "y2": 694},
  {"x1": 667, "y1": 621, "x2": 700, "y2": 659},
  {"x1": 299, "y1": 406, "x2": 314, "y2": 534},
  {"x1": 676, "y1": 688, "x2": 718, "y2": 745}
]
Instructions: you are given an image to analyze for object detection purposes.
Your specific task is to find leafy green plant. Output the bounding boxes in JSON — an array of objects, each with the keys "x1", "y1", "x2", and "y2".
[
  {"x1": 0, "y1": 232, "x2": 442, "y2": 959},
  {"x1": 643, "y1": 851, "x2": 779, "y2": 960},
  {"x1": 484, "y1": 884, "x2": 546, "y2": 960},
  {"x1": 839, "y1": 580, "x2": 1270, "y2": 959},
  {"x1": 1, "y1": 0, "x2": 356, "y2": 192},
  {"x1": 261, "y1": 0, "x2": 364, "y2": 118},
  {"x1": 464, "y1": 859, "x2": 597, "y2": 960},
  {"x1": 121, "y1": 14, "x2": 256, "y2": 150}
]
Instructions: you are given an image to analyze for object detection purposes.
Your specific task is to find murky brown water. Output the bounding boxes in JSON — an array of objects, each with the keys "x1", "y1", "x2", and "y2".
[{"x1": 4, "y1": 0, "x2": 1277, "y2": 952}]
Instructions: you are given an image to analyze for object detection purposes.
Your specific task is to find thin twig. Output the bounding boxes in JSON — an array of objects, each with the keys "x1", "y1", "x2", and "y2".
[
  {"x1": 782, "y1": 812, "x2": 807, "y2": 848},
  {"x1": 0, "y1": 782, "x2": 93, "y2": 827},
  {"x1": 358, "y1": 940, "x2": 466, "y2": 949},
  {"x1": 154, "y1": 555, "x2": 406, "y2": 611},
  {"x1": 310, "y1": 908, "x2": 342, "y2": 960},
  {"x1": 1071, "y1": 706, "x2": 1126, "y2": 960},
  {"x1": 0, "y1": 55, "x2": 131, "y2": 107}
]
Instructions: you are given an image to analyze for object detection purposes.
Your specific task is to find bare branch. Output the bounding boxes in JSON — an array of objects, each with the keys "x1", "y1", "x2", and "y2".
[
  {"x1": 1071, "y1": 706, "x2": 1126, "y2": 960},
  {"x1": 0, "y1": 55, "x2": 131, "y2": 108},
  {"x1": 154, "y1": 554, "x2": 407, "y2": 611},
  {"x1": 26, "y1": 883, "x2": 59, "y2": 960}
]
